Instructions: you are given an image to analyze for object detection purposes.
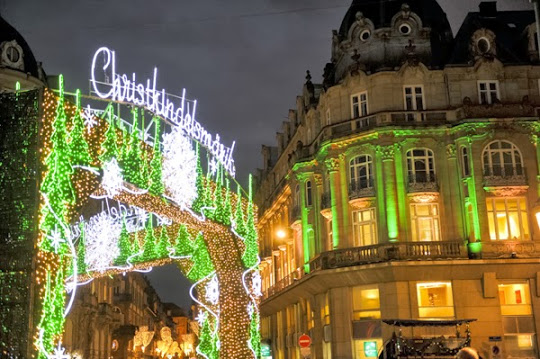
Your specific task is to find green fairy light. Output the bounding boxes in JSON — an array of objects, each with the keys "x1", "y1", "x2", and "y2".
[
  {"x1": 149, "y1": 117, "x2": 164, "y2": 196},
  {"x1": 68, "y1": 89, "x2": 92, "y2": 166},
  {"x1": 156, "y1": 225, "x2": 171, "y2": 259},
  {"x1": 98, "y1": 104, "x2": 119, "y2": 164}
]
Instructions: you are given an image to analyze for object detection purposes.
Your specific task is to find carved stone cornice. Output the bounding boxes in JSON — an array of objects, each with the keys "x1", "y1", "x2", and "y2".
[
  {"x1": 376, "y1": 144, "x2": 397, "y2": 161},
  {"x1": 324, "y1": 157, "x2": 341, "y2": 172},
  {"x1": 484, "y1": 185, "x2": 529, "y2": 197},
  {"x1": 313, "y1": 174, "x2": 323, "y2": 187}
]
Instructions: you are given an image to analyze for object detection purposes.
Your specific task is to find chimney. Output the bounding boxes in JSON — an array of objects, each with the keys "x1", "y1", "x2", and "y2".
[{"x1": 479, "y1": 1, "x2": 497, "y2": 17}]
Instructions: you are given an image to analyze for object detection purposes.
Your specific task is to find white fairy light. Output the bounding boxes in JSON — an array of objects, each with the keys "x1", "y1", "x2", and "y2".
[
  {"x1": 208, "y1": 156, "x2": 218, "y2": 177},
  {"x1": 47, "y1": 227, "x2": 65, "y2": 253},
  {"x1": 162, "y1": 126, "x2": 197, "y2": 208},
  {"x1": 82, "y1": 105, "x2": 98, "y2": 133},
  {"x1": 251, "y1": 271, "x2": 262, "y2": 298},
  {"x1": 247, "y1": 303, "x2": 255, "y2": 318},
  {"x1": 49, "y1": 342, "x2": 71, "y2": 359},
  {"x1": 101, "y1": 158, "x2": 123, "y2": 198},
  {"x1": 205, "y1": 275, "x2": 219, "y2": 305},
  {"x1": 84, "y1": 211, "x2": 121, "y2": 272},
  {"x1": 195, "y1": 311, "x2": 207, "y2": 327}
]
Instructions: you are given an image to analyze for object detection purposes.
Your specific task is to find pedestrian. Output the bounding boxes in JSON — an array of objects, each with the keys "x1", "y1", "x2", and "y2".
[{"x1": 455, "y1": 347, "x2": 479, "y2": 359}]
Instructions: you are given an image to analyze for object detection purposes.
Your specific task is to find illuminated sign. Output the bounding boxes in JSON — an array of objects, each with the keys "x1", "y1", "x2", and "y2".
[
  {"x1": 364, "y1": 341, "x2": 378, "y2": 358},
  {"x1": 90, "y1": 47, "x2": 236, "y2": 177}
]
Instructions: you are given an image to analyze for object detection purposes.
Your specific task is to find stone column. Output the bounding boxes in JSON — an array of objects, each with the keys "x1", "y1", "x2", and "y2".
[
  {"x1": 444, "y1": 144, "x2": 465, "y2": 240},
  {"x1": 296, "y1": 172, "x2": 314, "y2": 271},
  {"x1": 325, "y1": 157, "x2": 345, "y2": 249},
  {"x1": 330, "y1": 287, "x2": 353, "y2": 359},
  {"x1": 377, "y1": 145, "x2": 399, "y2": 241},
  {"x1": 393, "y1": 144, "x2": 408, "y2": 241},
  {"x1": 313, "y1": 174, "x2": 324, "y2": 255}
]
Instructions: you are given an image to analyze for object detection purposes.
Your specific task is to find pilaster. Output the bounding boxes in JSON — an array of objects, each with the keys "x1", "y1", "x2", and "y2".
[
  {"x1": 376, "y1": 145, "x2": 399, "y2": 241},
  {"x1": 325, "y1": 157, "x2": 345, "y2": 249}
]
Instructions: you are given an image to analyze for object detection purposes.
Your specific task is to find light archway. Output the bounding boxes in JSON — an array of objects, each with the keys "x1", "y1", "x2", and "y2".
[{"x1": 34, "y1": 68, "x2": 260, "y2": 358}]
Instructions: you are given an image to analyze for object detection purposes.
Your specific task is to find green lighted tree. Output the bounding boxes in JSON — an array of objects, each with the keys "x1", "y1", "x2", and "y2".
[
  {"x1": 242, "y1": 175, "x2": 258, "y2": 268},
  {"x1": 233, "y1": 185, "x2": 246, "y2": 237},
  {"x1": 249, "y1": 310, "x2": 261, "y2": 359},
  {"x1": 76, "y1": 223, "x2": 87, "y2": 274},
  {"x1": 99, "y1": 104, "x2": 119, "y2": 164},
  {"x1": 198, "y1": 318, "x2": 218, "y2": 359},
  {"x1": 174, "y1": 224, "x2": 193, "y2": 257},
  {"x1": 50, "y1": 264, "x2": 66, "y2": 337},
  {"x1": 156, "y1": 225, "x2": 171, "y2": 259},
  {"x1": 141, "y1": 216, "x2": 157, "y2": 261},
  {"x1": 131, "y1": 231, "x2": 142, "y2": 263},
  {"x1": 149, "y1": 117, "x2": 164, "y2": 196},
  {"x1": 222, "y1": 178, "x2": 232, "y2": 226},
  {"x1": 115, "y1": 219, "x2": 131, "y2": 266},
  {"x1": 68, "y1": 89, "x2": 92, "y2": 166},
  {"x1": 192, "y1": 143, "x2": 205, "y2": 212},
  {"x1": 40, "y1": 74, "x2": 76, "y2": 251},
  {"x1": 123, "y1": 108, "x2": 145, "y2": 187},
  {"x1": 186, "y1": 233, "x2": 214, "y2": 282}
]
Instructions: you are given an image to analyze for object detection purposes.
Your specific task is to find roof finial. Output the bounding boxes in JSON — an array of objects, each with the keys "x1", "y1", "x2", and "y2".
[{"x1": 305, "y1": 70, "x2": 312, "y2": 83}]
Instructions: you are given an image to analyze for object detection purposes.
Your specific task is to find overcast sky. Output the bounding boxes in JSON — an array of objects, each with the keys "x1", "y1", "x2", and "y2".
[{"x1": 1, "y1": 0, "x2": 533, "y2": 309}]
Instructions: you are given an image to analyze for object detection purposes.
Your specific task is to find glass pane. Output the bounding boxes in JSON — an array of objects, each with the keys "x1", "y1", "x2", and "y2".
[
  {"x1": 480, "y1": 83, "x2": 487, "y2": 91},
  {"x1": 418, "y1": 218, "x2": 433, "y2": 241},
  {"x1": 415, "y1": 204, "x2": 430, "y2": 216}
]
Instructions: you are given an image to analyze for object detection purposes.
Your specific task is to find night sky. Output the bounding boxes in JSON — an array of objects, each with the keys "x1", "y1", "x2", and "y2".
[{"x1": 1, "y1": 0, "x2": 533, "y2": 310}]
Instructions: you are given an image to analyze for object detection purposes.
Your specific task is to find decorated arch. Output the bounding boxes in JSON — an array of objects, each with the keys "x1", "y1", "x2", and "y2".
[{"x1": 34, "y1": 48, "x2": 261, "y2": 359}]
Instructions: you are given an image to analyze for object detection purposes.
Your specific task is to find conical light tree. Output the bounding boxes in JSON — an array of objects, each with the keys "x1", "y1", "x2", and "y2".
[
  {"x1": 156, "y1": 226, "x2": 171, "y2": 259},
  {"x1": 123, "y1": 108, "x2": 144, "y2": 187},
  {"x1": 141, "y1": 216, "x2": 157, "y2": 261},
  {"x1": 68, "y1": 89, "x2": 92, "y2": 166},
  {"x1": 115, "y1": 219, "x2": 131, "y2": 266},
  {"x1": 186, "y1": 233, "x2": 214, "y2": 282},
  {"x1": 174, "y1": 224, "x2": 193, "y2": 257},
  {"x1": 76, "y1": 223, "x2": 87, "y2": 274},
  {"x1": 149, "y1": 117, "x2": 164, "y2": 196},
  {"x1": 99, "y1": 104, "x2": 119, "y2": 164}
]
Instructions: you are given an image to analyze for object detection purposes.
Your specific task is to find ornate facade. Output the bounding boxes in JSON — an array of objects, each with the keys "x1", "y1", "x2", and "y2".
[{"x1": 255, "y1": 1, "x2": 540, "y2": 358}]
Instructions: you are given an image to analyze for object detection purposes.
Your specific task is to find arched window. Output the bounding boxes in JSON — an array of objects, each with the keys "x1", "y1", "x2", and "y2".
[
  {"x1": 407, "y1": 148, "x2": 435, "y2": 183},
  {"x1": 460, "y1": 146, "x2": 470, "y2": 177},
  {"x1": 349, "y1": 155, "x2": 373, "y2": 191},
  {"x1": 482, "y1": 141, "x2": 523, "y2": 177},
  {"x1": 305, "y1": 180, "x2": 313, "y2": 207}
]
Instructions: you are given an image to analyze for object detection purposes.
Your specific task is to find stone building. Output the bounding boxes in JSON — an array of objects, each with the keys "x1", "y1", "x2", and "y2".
[
  {"x1": 255, "y1": 1, "x2": 540, "y2": 358},
  {"x1": 63, "y1": 272, "x2": 188, "y2": 359}
]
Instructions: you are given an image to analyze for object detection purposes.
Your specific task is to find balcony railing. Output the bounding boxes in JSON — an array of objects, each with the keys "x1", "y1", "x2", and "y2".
[
  {"x1": 309, "y1": 241, "x2": 465, "y2": 271},
  {"x1": 408, "y1": 173, "x2": 438, "y2": 192},
  {"x1": 262, "y1": 241, "x2": 466, "y2": 300},
  {"x1": 476, "y1": 240, "x2": 540, "y2": 259},
  {"x1": 483, "y1": 165, "x2": 527, "y2": 186},
  {"x1": 349, "y1": 178, "x2": 375, "y2": 199},
  {"x1": 321, "y1": 192, "x2": 331, "y2": 210}
]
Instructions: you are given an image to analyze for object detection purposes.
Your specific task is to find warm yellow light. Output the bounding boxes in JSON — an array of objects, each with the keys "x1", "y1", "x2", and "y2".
[{"x1": 276, "y1": 229, "x2": 286, "y2": 239}]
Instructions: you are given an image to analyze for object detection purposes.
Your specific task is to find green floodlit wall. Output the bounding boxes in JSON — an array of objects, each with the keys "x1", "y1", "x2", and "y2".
[{"x1": 0, "y1": 89, "x2": 41, "y2": 358}]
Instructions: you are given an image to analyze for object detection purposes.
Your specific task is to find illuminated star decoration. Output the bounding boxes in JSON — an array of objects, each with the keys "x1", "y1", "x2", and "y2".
[
  {"x1": 82, "y1": 105, "x2": 98, "y2": 134},
  {"x1": 49, "y1": 342, "x2": 71, "y2": 359},
  {"x1": 195, "y1": 311, "x2": 207, "y2": 327},
  {"x1": 101, "y1": 158, "x2": 124, "y2": 198},
  {"x1": 84, "y1": 212, "x2": 121, "y2": 272},
  {"x1": 251, "y1": 271, "x2": 262, "y2": 298},
  {"x1": 208, "y1": 156, "x2": 218, "y2": 177},
  {"x1": 205, "y1": 275, "x2": 220, "y2": 305},
  {"x1": 47, "y1": 227, "x2": 65, "y2": 253},
  {"x1": 162, "y1": 125, "x2": 197, "y2": 208},
  {"x1": 247, "y1": 303, "x2": 255, "y2": 318}
]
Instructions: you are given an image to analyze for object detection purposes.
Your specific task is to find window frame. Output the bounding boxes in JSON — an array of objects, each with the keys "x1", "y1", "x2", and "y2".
[
  {"x1": 305, "y1": 180, "x2": 313, "y2": 207},
  {"x1": 477, "y1": 80, "x2": 500, "y2": 105},
  {"x1": 460, "y1": 146, "x2": 471, "y2": 177},
  {"x1": 410, "y1": 202, "x2": 441, "y2": 242},
  {"x1": 351, "y1": 207, "x2": 378, "y2": 247},
  {"x1": 403, "y1": 85, "x2": 425, "y2": 111},
  {"x1": 406, "y1": 148, "x2": 436, "y2": 183},
  {"x1": 352, "y1": 285, "x2": 381, "y2": 321},
  {"x1": 349, "y1": 155, "x2": 374, "y2": 190},
  {"x1": 486, "y1": 197, "x2": 530, "y2": 241},
  {"x1": 351, "y1": 91, "x2": 369, "y2": 119},
  {"x1": 482, "y1": 140, "x2": 524, "y2": 177},
  {"x1": 416, "y1": 282, "x2": 455, "y2": 318}
]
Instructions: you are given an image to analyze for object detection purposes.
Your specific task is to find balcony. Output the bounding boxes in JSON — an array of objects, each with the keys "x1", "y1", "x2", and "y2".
[
  {"x1": 473, "y1": 240, "x2": 540, "y2": 259},
  {"x1": 262, "y1": 241, "x2": 466, "y2": 300},
  {"x1": 483, "y1": 165, "x2": 527, "y2": 186},
  {"x1": 349, "y1": 178, "x2": 375, "y2": 199},
  {"x1": 309, "y1": 241, "x2": 465, "y2": 271},
  {"x1": 408, "y1": 173, "x2": 438, "y2": 193}
]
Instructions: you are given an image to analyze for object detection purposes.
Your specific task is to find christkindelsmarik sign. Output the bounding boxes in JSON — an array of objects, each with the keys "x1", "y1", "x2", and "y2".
[{"x1": 90, "y1": 46, "x2": 236, "y2": 177}]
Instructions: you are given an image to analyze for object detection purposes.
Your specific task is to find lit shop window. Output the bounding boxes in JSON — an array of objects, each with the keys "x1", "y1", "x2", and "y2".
[
  {"x1": 498, "y1": 282, "x2": 532, "y2": 316},
  {"x1": 417, "y1": 282, "x2": 455, "y2": 318},
  {"x1": 352, "y1": 285, "x2": 381, "y2": 320},
  {"x1": 498, "y1": 282, "x2": 537, "y2": 358},
  {"x1": 410, "y1": 203, "x2": 441, "y2": 242},
  {"x1": 352, "y1": 208, "x2": 377, "y2": 246},
  {"x1": 487, "y1": 198, "x2": 530, "y2": 241}
]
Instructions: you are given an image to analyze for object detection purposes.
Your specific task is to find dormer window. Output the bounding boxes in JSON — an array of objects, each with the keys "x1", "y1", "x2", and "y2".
[
  {"x1": 360, "y1": 30, "x2": 371, "y2": 42},
  {"x1": 399, "y1": 23, "x2": 412, "y2": 35},
  {"x1": 1, "y1": 40, "x2": 24, "y2": 70},
  {"x1": 477, "y1": 37, "x2": 491, "y2": 54}
]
